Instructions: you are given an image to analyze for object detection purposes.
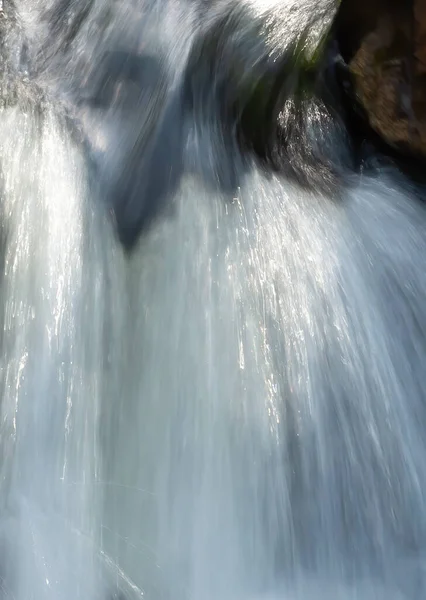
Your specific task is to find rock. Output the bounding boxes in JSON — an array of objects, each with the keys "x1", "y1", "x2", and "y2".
[
  {"x1": 415, "y1": 0, "x2": 426, "y2": 75},
  {"x1": 335, "y1": 0, "x2": 426, "y2": 161}
]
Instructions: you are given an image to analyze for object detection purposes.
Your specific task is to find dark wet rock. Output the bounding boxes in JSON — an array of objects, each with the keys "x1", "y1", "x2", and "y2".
[
  {"x1": 335, "y1": 0, "x2": 426, "y2": 162},
  {"x1": 415, "y1": 0, "x2": 426, "y2": 75}
]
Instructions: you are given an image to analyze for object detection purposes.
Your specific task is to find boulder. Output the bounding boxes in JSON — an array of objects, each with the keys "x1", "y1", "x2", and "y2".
[{"x1": 336, "y1": 0, "x2": 426, "y2": 160}]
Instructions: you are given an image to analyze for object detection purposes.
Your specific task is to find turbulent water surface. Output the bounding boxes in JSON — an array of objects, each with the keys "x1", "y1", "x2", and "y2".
[{"x1": 1, "y1": 0, "x2": 426, "y2": 599}]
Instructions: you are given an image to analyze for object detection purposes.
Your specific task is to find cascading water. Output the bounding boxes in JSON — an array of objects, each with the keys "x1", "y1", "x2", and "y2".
[{"x1": 1, "y1": 0, "x2": 426, "y2": 599}]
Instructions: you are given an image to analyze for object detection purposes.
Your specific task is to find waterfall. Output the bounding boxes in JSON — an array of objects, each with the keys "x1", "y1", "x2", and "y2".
[{"x1": 1, "y1": 1, "x2": 426, "y2": 599}]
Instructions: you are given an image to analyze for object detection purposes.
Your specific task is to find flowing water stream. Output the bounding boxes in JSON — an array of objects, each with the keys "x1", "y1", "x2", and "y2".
[{"x1": 1, "y1": 1, "x2": 426, "y2": 599}]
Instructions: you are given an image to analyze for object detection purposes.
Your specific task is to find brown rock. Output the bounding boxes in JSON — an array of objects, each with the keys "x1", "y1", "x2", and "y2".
[
  {"x1": 336, "y1": 0, "x2": 426, "y2": 159},
  {"x1": 414, "y1": 0, "x2": 426, "y2": 75}
]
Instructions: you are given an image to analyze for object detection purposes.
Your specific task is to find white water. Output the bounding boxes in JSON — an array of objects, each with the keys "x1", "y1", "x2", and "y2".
[{"x1": 1, "y1": 1, "x2": 426, "y2": 599}]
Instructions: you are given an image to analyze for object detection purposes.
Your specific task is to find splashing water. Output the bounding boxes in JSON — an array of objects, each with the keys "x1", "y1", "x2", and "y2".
[{"x1": 1, "y1": 1, "x2": 426, "y2": 599}]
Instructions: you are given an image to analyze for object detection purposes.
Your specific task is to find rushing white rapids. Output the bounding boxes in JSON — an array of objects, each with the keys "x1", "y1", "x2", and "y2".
[{"x1": 1, "y1": 1, "x2": 426, "y2": 599}]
